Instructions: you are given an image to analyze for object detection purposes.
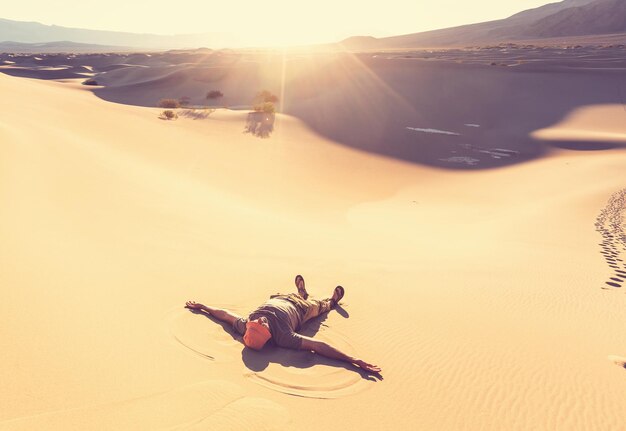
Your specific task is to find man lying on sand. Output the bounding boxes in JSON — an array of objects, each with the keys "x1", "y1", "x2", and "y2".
[{"x1": 185, "y1": 275, "x2": 381, "y2": 373}]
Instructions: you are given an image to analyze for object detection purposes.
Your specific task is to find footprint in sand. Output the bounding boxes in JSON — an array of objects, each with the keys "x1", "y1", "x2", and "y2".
[
  {"x1": 168, "y1": 309, "x2": 371, "y2": 399},
  {"x1": 0, "y1": 381, "x2": 289, "y2": 431},
  {"x1": 595, "y1": 189, "x2": 626, "y2": 290}
]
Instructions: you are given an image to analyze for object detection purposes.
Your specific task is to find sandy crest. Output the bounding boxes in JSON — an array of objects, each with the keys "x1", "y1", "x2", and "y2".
[
  {"x1": 533, "y1": 104, "x2": 626, "y2": 145},
  {"x1": 2, "y1": 71, "x2": 626, "y2": 430}
]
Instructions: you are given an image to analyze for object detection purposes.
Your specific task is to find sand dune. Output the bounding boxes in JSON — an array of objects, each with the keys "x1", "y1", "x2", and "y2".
[
  {"x1": 2, "y1": 50, "x2": 626, "y2": 430},
  {"x1": 533, "y1": 104, "x2": 626, "y2": 148},
  {"x1": 4, "y1": 47, "x2": 623, "y2": 169}
]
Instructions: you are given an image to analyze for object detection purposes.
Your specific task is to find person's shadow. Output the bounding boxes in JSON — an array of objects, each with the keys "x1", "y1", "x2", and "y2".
[
  {"x1": 187, "y1": 302, "x2": 382, "y2": 382},
  {"x1": 240, "y1": 303, "x2": 382, "y2": 382}
]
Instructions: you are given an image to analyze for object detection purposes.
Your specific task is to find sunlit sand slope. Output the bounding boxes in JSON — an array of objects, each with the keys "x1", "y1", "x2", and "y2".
[{"x1": 2, "y1": 72, "x2": 626, "y2": 430}]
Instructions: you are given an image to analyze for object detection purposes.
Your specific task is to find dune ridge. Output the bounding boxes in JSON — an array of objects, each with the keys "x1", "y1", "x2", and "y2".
[{"x1": 5, "y1": 46, "x2": 625, "y2": 170}]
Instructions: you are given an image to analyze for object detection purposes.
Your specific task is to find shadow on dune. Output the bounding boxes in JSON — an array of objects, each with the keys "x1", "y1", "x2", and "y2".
[
  {"x1": 244, "y1": 112, "x2": 275, "y2": 138},
  {"x1": 4, "y1": 50, "x2": 625, "y2": 170},
  {"x1": 281, "y1": 55, "x2": 626, "y2": 170},
  {"x1": 179, "y1": 108, "x2": 215, "y2": 120},
  {"x1": 0, "y1": 66, "x2": 89, "y2": 80},
  {"x1": 241, "y1": 347, "x2": 381, "y2": 383},
  {"x1": 548, "y1": 140, "x2": 625, "y2": 151},
  {"x1": 89, "y1": 52, "x2": 626, "y2": 169}
]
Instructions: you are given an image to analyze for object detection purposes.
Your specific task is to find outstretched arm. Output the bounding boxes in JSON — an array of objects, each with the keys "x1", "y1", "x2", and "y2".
[
  {"x1": 299, "y1": 336, "x2": 382, "y2": 374},
  {"x1": 185, "y1": 301, "x2": 241, "y2": 326}
]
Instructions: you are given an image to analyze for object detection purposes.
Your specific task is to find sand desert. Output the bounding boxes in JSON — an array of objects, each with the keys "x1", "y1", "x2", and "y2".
[{"x1": 1, "y1": 40, "x2": 626, "y2": 430}]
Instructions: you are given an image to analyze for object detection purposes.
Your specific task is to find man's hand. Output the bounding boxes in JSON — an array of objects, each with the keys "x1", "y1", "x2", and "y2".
[
  {"x1": 300, "y1": 337, "x2": 382, "y2": 374},
  {"x1": 185, "y1": 301, "x2": 205, "y2": 311},
  {"x1": 353, "y1": 359, "x2": 382, "y2": 374},
  {"x1": 185, "y1": 302, "x2": 240, "y2": 325}
]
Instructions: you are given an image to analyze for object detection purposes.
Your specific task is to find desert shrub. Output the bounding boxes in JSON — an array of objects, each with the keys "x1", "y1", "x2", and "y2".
[
  {"x1": 158, "y1": 98, "x2": 181, "y2": 109},
  {"x1": 206, "y1": 90, "x2": 224, "y2": 99},
  {"x1": 251, "y1": 90, "x2": 278, "y2": 114},
  {"x1": 254, "y1": 90, "x2": 278, "y2": 104},
  {"x1": 253, "y1": 102, "x2": 275, "y2": 114},
  {"x1": 161, "y1": 110, "x2": 178, "y2": 120},
  {"x1": 83, "y1": 78, "x2": 98, "y2": 86},
  {"x1": 178, "y1": 96, "x2": 191, "y2": 106}
]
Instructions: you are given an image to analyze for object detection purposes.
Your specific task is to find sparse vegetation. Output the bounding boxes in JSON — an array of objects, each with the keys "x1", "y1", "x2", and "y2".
[
  {"x1": 160, "y1": 110, "x2": 178, "y2": 120},
  {"x1": 178, "y1": 96, "x2": 191, "y2": 107},
  {"x1": 158, "y1": 98, "x2": 181, "y2": 109},
  {"x1": 206, "y1": 90, "x2": 224, "y2": 99},
  {"x1": 247, "y1": 90, "x2": 278, "y2": 137},
  {"x1": 253, "y1": 102, "x2": 276, "y2": 114},
  {"x1": 82, "y1": 78, "x2": 98, "y2": 86},
  {"x1": 254, "y1": 90, "x2": 278, "y2": 104},
  {"x1": 252, "y1": 90, "x2": 278, "y2": 114}
]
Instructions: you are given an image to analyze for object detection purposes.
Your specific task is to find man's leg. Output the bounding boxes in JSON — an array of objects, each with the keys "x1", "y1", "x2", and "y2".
[
  {"x1": 295, "y1": 274, "x2": 308, "y2": 299},
  {"x1": 300, "y1": 286, "x2": 344, "y2": 324},
  {"x1": 270, "y1": 275, "x2": 308, "y2": 301},
  {"x1": 301, "y1": 298, "x2": 333, "y2": 324}
]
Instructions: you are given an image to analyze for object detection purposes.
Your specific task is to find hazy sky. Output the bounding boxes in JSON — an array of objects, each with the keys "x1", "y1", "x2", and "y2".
[{"x1": 4, "y1": 0, "x2": 553, "y2": 46}]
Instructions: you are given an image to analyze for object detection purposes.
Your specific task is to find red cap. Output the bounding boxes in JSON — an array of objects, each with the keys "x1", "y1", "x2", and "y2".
[{"x1": 243, "y1": 320, "x2": 271, "y2": 350}]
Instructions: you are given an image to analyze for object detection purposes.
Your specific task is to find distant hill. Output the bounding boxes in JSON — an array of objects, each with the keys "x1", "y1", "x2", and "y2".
[
  {"x1": 0, "y1": 40, "x2": 131, "y2": 53},
  {"x1": 506, "y1": 0, "x2": 595, "y2": 22},
  {"x1": 520, "y1": 0, "x2": 626, "y2": 38},
  {"x1": 0, "y1": 18, "x2": 239, "y2": 50},
  {"x1": 339, "y1": 0, "x2": 625, "y2": 49},
  {"x1": 2, "y1": 0, "x2": 625, "y2": 52}
]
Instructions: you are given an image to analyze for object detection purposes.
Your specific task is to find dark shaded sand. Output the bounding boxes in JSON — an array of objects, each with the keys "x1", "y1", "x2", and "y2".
[
  {"x1": 2, "y1": 45, "x2": 625, "y2": 170},
  {"x1": 0, "y1": 47, "x2": 624, "y2": 166}
]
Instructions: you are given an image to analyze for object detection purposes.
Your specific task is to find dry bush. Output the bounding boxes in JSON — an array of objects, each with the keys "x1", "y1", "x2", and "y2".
[
  {"x1": 178, "y1": 96, "x2": 191, "y2": 106},
  {"x1": 158, "y1": 98, "x2": 181, "y2": 109},
  {"x1": 82, "y1": 78, "x2": 98, "y2": 86},
  {"x1": 253, "y1": 102, "x2": 276, "y2": 114},
  {"x1": 254, "y1": 90, "x2": 278, "y2": 104},
  {"x1": 160, "y1": 110, "x2": 178, "y2": 120}
]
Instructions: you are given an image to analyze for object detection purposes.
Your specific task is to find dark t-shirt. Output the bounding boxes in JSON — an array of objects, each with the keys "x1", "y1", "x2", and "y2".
[{"x1": 233, "y1": 295, "x2": 306, "y2": 349}]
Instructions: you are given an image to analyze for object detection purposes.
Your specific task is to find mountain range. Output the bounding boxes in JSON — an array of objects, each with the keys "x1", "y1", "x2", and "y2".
[
  {"x1": 341, "y1": 0, "x2": 626, "y2": 49},
  {"x1": 0, "y1": 18, "x2": 239, "y2": 51},
  {"x1": 0, "y1": 40, "x2": 134, "y2": 53},
  {"x1": 1, "y1": 0, "x2": 625, "y2": 52}
]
